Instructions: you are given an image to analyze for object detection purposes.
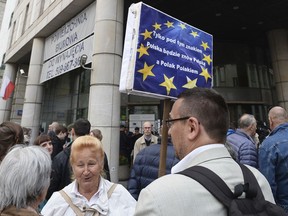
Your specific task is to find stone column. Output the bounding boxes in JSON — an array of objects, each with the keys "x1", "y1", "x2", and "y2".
[
  {"x1": 0, "y1": 64, "x2": 17, "y2": 122},
  {"x1": 267, "y1": 29, "x2": 288, "y2": 110},
  {"x1": 21, "y1": 38, "x2": 45, "y2": 144},
  {"x1": 88, "y1": 0, "x2": 124, "y2": 182}
]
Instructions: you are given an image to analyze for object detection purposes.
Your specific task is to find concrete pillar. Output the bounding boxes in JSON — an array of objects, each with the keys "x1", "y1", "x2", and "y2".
[
  {"x1": 21, "y1": 38, "x2": 45, "y2": 144},
  {"x1": 0, "y1": 64, "x2": 17, "y2": 123},
  {"x1": 88, "y1": 0, "x2": 124, "y2": 182},
  {"x1": 267, "y1": 29, "x2": 288, "y2": 110}
]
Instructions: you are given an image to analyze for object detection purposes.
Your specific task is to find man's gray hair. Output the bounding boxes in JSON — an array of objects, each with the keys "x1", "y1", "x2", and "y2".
[
  {"x1": 238, "y1": 114, "x2": 256, "y2": 129},
  {"x1": 0, "y1": 145, "x2": 51, "y2": 210}
]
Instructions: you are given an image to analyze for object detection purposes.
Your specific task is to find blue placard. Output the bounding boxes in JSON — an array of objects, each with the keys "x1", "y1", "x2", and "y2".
[{"x1": 120, "y1": 2, "x2": 213, "y2": 99}]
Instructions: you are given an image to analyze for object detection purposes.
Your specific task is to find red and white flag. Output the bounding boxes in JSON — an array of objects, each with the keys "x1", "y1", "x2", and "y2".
[{"x1": 0, "y1": 75, "x2": 15, "y2": 100}]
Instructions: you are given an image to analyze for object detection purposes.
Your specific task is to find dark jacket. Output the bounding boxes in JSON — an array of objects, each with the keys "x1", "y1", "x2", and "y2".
[
  {"x1": 46, "y1": 142, "x2": 110, "y2": 199},
  {"x1": 51, "y1": 136, "x2": 65, "y2": 160},
  {"x1": 128, "y1": 139, "x2": 179, "y2": 200}
]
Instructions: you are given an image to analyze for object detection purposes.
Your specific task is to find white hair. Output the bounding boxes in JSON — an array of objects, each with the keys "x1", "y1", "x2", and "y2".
[{"x1": 0, "y1": 145, "x2": 51, "y2": 210}]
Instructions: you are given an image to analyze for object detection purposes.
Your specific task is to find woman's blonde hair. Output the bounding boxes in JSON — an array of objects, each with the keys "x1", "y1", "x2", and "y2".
[{"x1": 70, "y1": 135, "x2": 104, "y2": 171}]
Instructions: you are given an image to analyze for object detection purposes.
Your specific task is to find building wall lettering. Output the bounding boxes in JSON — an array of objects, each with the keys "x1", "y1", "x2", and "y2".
[
  {"x1": 40, "y1": 36, "x2": 93, "y2": 83},
  {"x1": 40, "y1": 2, "x2": 96, "y2": 83},
  {"x1": 43, "y1": 1, "x2": 96, "y2": 61}
]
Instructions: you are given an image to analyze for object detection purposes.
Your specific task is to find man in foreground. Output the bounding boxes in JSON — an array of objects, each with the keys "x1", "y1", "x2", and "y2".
[{"x1": 134, "y1": 87, "x2": 275, "y2": 215}]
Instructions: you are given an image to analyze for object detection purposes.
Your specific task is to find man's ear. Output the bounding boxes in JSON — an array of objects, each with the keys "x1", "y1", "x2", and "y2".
[
  {"x1": 187, "y1": 117, "x2": 200, "y2": 140},
  {"x1": 247, "y1": 124, "x2": 253, "y2": 131},
  {"x1": 268, "y1": 117, "x2": 273, "y2": 128}
]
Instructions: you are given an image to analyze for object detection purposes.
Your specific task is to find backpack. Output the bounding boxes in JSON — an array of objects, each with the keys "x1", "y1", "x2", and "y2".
[{"x1": 179, "y1": 163, "x2": 287, "y2": 216}]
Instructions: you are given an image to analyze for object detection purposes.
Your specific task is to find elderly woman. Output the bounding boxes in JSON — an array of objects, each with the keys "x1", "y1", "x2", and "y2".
[
  {"x1": 34, "y1": 134, "x2": 53, "y2": 156},
  {"x1": 42, "y1": 135, "x2": 136, "y2": 216},
  {"x1": 0, "y1": 145, "x2": 52, "y2": 215},
  {"x1": 0, "y1": 121, "x2": 24, "y2": 161}
]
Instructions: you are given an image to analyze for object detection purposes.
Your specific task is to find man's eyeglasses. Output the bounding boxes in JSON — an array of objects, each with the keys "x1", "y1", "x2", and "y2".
[{"x1": 165, "y1": 116, "x2": 191, "y2": 128}]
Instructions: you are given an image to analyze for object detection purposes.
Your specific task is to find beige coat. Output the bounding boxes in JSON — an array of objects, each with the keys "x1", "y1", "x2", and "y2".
[
  {"x1": 134, "y1": 147, "x2": 274, "y2": 216},
  {"x1": 132, "y1": 134, "x2": 158, "y2": 163}
]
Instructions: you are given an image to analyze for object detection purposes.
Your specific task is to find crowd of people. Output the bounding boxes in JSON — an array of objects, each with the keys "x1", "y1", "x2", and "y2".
[{"x1": 0, "y1": 87, "x2": 288, "y2": 215}]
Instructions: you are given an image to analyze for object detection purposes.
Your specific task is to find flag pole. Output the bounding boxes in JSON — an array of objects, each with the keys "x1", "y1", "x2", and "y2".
[{"x1": 158, "y1": 98, "x2": 172, "y2": 177}]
